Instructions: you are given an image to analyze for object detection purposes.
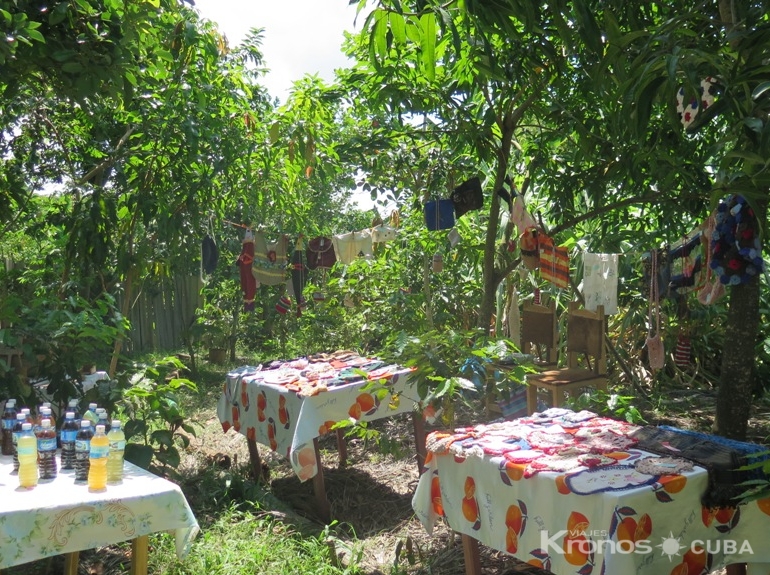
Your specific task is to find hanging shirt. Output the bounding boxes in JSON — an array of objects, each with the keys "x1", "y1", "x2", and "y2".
[
  {"x1": 252, "y1": 232, "x2": 289, "y2": 286},
  {"x1": 332, "y1": 230, "x2": 373, "y2": 265},
  {"x1": 583, "y1": 253, "x2": 619, "y2": 315}
]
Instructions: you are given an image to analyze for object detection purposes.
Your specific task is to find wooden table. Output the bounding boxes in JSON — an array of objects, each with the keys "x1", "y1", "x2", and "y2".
[
  {"x1": 0, "y1": 455, "x2": 198, "y2": 574},
  {"x1": 217, "y1": 361, "x2": 426, "y2": 522},
  {"x1": 412, "y1": 411, "x2": 770, "y2": 575}
]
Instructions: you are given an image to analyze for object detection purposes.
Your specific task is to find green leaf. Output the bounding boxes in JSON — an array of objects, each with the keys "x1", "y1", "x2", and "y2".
[
  {"x1": 389, "y1": 12, "x2": 406, "y2": 46},
  {"x1": 752, "y1": 81, "x2": 770, "y2": 101},
  {"x1": 419, "y1": 12, "x2": 436, "y2": 81},
  {"x1": 124, "y1": 443, "x2": 154, "y2": 469}
]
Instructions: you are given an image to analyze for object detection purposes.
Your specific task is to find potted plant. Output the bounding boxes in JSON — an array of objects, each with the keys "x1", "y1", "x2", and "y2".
[{"x1": 193, "y1": 303, "x2": 233, "y2": 364}]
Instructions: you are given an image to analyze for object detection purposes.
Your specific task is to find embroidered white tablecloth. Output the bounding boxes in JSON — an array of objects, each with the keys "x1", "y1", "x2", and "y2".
[
  {"x1": 412, "y1": 413, "x2": 770, "y2": 575},
  {"x1": 0, "y1": 454, "x2": 199, "y2": 569},
  {"x1": 217, "y1": 362, "x2": 417, "y2": 481}
]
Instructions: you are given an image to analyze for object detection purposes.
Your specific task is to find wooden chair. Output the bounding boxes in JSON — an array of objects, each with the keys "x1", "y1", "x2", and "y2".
[
  {"x1": 526, "y1": 303, "x2": 607, "y2": 414},
  {"x1": 520, "y1": 300, "x2": 559, "y2": 370}
]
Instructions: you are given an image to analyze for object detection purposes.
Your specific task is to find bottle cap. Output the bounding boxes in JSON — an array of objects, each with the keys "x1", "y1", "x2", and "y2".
[
  {"x1": 89, "y1": 403, "x2": 97, "y2": 409},
  {"x1": 7, "y1": 399, "x2": 16, "y2": 406},
  {"x1": 80, "y1": 420, "x2": 91, "y2": 428},
  {"x1": 41, "y1": 419, "x2": 52, "y2": 428},
  {"x1": 16, "y1": 413, "x2": 26, "y2": 420},
  {"x1": 65, "y1": 411, "x2": 75, "y2": 419},
  {"x1": 68, "y1": 399, "x2": 78, "y2": 406},
  {"x1": 111, "y1": 420, "x2": 121, "y2": 427},
  {"x1": 95, "y1": 424, "x2": 105, "y2": 433},
  {"x1": 22, "y1": 422, "x2": 31, "y2": 430}
]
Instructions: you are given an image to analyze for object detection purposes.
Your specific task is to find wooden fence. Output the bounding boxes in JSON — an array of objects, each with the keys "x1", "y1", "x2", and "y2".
[{"x1": 123, "y1": 275, "x2": 203, "y2": 353}]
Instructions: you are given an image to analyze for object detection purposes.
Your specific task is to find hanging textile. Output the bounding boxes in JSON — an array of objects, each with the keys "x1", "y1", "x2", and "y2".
[
  {"x1": 697, "y1": 214, "x2": 726, "y2": 305},
  {"x1": 423, "y1": 199, "x2": 455, "y2": 231},
  {"x1": 520, "y1": 226, "x2": 540, "y2": 270},
  {"x1": 511, "y1": 196, "x2": 537, "y2": 236},
  {"x1": 306, "y1": 237, "x2": 336, "y2": 270},
  {"x1": 538, "y1": 234, "x2": 570, "y2": 289},
  {"x1": 252, "y1": 232, "x2": 289, "y2": 286},
  {"x1": 711, "y1": 194, "x2": 764, "y2": 286},
  {"x1": 236, "y1": 230, "x2": 256, "y2": 312},
  {"x1": 371, "y1": 224, "x2": 397, "y2": 244},
  {"x1": 583, "y1": 253, "x2": 619, "y2": 315},
  {"x1": 504, "y1": 285, "x2": 521, "y2": 348},
  {"x1": 202, "y1": 235, "x2": 219, "y2": 275},
  {"x1": 290, "y1": 237, "x2": 308, "y2": 316},
  {"x1": 332, "y1": 230, "x2": 373, "y2": 265},
  {"x1": 449, "y1": 176, "x2": 483, "y2": 218}
]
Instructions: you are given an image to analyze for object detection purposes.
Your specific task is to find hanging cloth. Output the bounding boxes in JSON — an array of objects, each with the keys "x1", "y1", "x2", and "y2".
[
  {"x1": 332, "y1": 230, "x2": 373, "y2": 265},
  {"x1": 645, "y1": 250, "x2": 665, "y2": 371},
  {"x1": 449, "y1": 176, "x2": 483, "y2": 218},
  {"x1": 511, "y1": 196, "x2": 538, "y2": 236},
  {"x1": 697, "y1": 214, "x2": 725, "y2": 305},
  {"x1": 504, "y1": 284, "x2": 521, "y2": 348},
  {"x1": 252, "y1": 232, "x2": 289, "y2": 286},
  {"x1": 520, "y1": 226, "x2": 540, "y2": 270},
  {"x1": 583, "y1": 253, "x2": 619, "y2": 315},
  {"x1": 236, "y1": 230, "x2": 256, "y2": 312},
  {"x1": 202, "y1": 235, "x2": 219, "y2": 275},
  {"x1": 538, "y1": 234, "x2": 570, "y2": 289},
  {"x1": 306, "y1": 236, "x2": 337, "y2": 270},
  {"x1": 290, "y1": 237, "x2": 308, "y2": 316}
]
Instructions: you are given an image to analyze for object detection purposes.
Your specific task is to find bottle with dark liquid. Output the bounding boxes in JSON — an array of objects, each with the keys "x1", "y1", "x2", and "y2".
[
  {"x1": 60, "y1": 411, "x2": 79, "y2": 470},
  {"x1": 36, "y1": 418, "x2": 58, "y2": 480},
  {"x1": 74, "y1": 419, "x2": 94, "y2": 482},
  {"x1": 2, "y1": 398, "x2": 17, "y2": 455}
]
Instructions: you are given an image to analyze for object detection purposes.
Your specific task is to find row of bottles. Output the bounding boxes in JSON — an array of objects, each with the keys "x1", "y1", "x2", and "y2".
[{"x1": 4, "y1": 398, "x2": 125, "y2": 491}]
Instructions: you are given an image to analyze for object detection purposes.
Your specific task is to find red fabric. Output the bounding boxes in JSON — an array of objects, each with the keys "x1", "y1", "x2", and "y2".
[{"x1": 237, "y1": 234, "x2": 256, "y2": 312}]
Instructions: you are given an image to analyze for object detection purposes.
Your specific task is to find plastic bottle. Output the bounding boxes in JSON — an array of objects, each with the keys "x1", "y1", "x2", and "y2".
[
  {"x1": 96, "y1": 408, "x2": 111, "y2": 433},
  {"x1": 83, "y1": 403, "x2": 99, "y2": 425},
  {"x1": 18, "y1": 423, "x2": 38, "y2": 489},
  {"x1": 12, "y1": 412, "x2": 27, "y2": 472},
  {"x1": 60, "y1": 411, "x2": 79, "y2": 470},
  {"x1": 74, "y1": 419, "x2": 94, "y2": 483},
  {"x1": 106, "y1": 420, "x2": 126, "y2": 484},
  {"x1": 88, "y1": 424, "x2": 109, "y2": 491},
  {"x1": 67, "y1": 399, "x2": 81, "y2": 420},
  {"x1": 36, "y1": 419, "x2": 58, "y2": 480},
  {"x1": 2, "y1": 398, "x2": 17, "y2": 455},
  {"x1": 21, "y1": 407, "x2": 32, "y2": 423}
]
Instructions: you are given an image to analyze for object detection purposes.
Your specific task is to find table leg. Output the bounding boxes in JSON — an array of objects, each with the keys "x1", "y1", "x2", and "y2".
[
  {"x1": 63, "y1": 551, "x2": 79, "y2": 575},
  {"x1": 247, "y1": 437, "x2": 267, "y2": 483},
  {"x1": 412, "y1": 411, "x2": 427, "y2": 474},
  {"x1": 336, "y1": 428, "x2": 347, "y2": 468},
  {"x1": 727, "y1": 564, "x2": 747, "y2": 575},
  {"x1": 460, "y1": 533, "x2": 482, "y2": 575},
  {"x1": 130, "y1": 535, "x2": 149, "y2": 575},
  {"x1": 312, "y1": 438, "x2": 331, "y2": 523},
  {"x1": 526, "y1": 385, "x2": 538, "y2": 415}
]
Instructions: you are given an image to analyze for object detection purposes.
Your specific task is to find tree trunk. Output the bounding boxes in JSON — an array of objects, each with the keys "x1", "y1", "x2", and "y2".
[{"x1": 715, "y1": 273, "x2": 760, "y2": 440}]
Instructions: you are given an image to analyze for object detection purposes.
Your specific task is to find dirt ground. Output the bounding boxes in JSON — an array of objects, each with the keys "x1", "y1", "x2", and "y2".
[{"x1": 184, "y1": 383, "x2": 770, "y2": 575}]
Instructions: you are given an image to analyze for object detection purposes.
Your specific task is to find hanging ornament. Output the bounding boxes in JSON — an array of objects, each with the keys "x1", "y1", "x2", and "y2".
[{"x1": 432, "y1": 253, "x2": 444, "y2": 273}]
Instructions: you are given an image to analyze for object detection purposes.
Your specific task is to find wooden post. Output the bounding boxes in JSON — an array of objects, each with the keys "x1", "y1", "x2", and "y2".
[
  {"x1": 130, "y1": 535, "x2": 149, "y2": 575},
  {"x1": 312, "y1": 438, "x2": 331, "y2": 523},
  {"x1": 335, "y1": 428, "x2": 347, "y2": 468},
  {"x1": 460, "y1": 533, "x2": 482, "y2": 575},
  {"x1": 63, "y1": 551, "x2": 79, "y2": 575},
  {"x1": 246, "y1": 437, "x2": 267, "y2": 483},
  {"x1": 412, "y1": 411, "x2": 427, "y2": 474}
]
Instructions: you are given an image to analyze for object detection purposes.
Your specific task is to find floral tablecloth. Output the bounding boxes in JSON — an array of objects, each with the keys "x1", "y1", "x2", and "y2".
[
  {"x1": 217, "y1": 356, "x2": 417, "y2": 481},
  {"x1": 0, "y1": 454, "x2": 199, "y2": 570},
  {"x1": 412, "y1": 409, "x2": 770, "y2": 575}
]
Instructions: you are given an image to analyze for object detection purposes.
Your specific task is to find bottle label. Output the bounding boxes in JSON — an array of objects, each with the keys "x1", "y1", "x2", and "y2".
[
  {"x1": 12, "y1": 431, "x2": 21, "y2": 445},
  {"x1": 109, "y1": 439, "x2": 126, "y2": 450},
  {"x1": 75, "y1": 439, "x2": 91, "y2": 451},
  {"x1": 90, "y1": 444, "x2": 109, "y2": 458},
  {"x1": 37, "y1": 438, "x2": 57, "y2": 451},
  {"x1": 61, "y1": 430, "x2": 77, "y2": 442},
  {"x1": 2, "y1": 419, "x2": 13, "y2": 430}
]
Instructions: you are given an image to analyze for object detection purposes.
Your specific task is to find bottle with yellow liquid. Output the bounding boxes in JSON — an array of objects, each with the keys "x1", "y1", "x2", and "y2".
[
  {"x1": 88, "y1": 424, "x2": 109, "y2": 492},
  {"x1": 18, "y1": 423, "x2": 38, "y2": 489},
  {"x1": 106, "y1": 420, "x2": 125, "y2": 484}
]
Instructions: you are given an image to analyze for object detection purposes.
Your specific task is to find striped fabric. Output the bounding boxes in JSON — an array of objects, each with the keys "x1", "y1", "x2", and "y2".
[
  {"x1": 538, "y1": 235, "x2": 570, "y2": 289},
  {"x1": 252, "y1": 232, "x2": 289, "y2": 285}
]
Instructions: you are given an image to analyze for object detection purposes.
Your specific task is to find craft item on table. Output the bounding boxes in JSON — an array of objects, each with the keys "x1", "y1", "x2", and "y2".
[
  {"x1": 634, "y1": 456, "x2": 694, "y2": 476},
  {"x1": 645, "y1": 249, "x2": 665, "y2": 371},
  {"x1": 236, "y1": 229, "x2": 256, "y2": 312},
  {"x1": 426, "y1": 430, "x2": 471, "y2": 454},
  {"x1": 538, "y1": 234, "x2": 570, "y2": 289},
  {"x1": 332, "y1": 230, "x2": 373, "y2": 264},
  {"x1": 371, "y1": 223, "x2": 397, "y2": 244},
  {"x1": 524, "y1": 449, "x2": 616, "y2": 477},
  {"x1": 698, "y1": 214, "x2": 726, "y2": 305},
  {"x1": 526, "y1": 429, "x2": 578, "y2": 454},
  {"x1": 252, "y1": 232, "x2": 289, "y2": 285},
  {"x1": 566, "y1": 464, "x2": 661, "y2": 495},
  {"x1": 290, "y1": 237, "x2": 308, "y2": 316},
  {"x1": 561, "y1": 410, "x2": 598, "y2": 424},
  {"x1": 424, "y1": 199, "x2": 455, "y2": 231},
  {"x1": 305, "y1": 236, "x2": 337, "y2": 270},
  {"x1": 202, "y1": 234, "x2": 219, "y2": 275},
  {"x1": 583, "y1": 253, "x2": 619, "y2": 315},
  {"x1": 527, "y1": 407, "x2": 573, "y2": 422},
  {"x1": 574, "y1": 427, "x2": 638, "y2": 453},
  {"x1": 512, "y1": 195, "x2": 538, "y2": 235},
  {"x1": 677, "y1": 76, "x2": 717, "y2": 129},
  {"x1": 520, "y1": 226, "x2": 540, "y2": 270},
  {"x1": 711, "y1": 194, "x2": 764, "y2": 286},
  {"x1": 449, "y1": 176, "x2": 483, "y2": 218}
]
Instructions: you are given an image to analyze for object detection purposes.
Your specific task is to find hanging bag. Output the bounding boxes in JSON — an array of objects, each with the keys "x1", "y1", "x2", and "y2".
[
  {"x1": 305, "y1": 236, "x2": 337, "y2": 270},
  {"x1": 646, "y1": 250, "x2": 665, "y2": 371},
  {"x1": 424, "y1": 199, "x2": 455, "y2": 231},
  {"x1": 538, "y1": 234, "x2": 570, "y2": 289}
]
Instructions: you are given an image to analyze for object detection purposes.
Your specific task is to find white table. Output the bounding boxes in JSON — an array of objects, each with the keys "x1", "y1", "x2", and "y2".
[{"x1": 0, "y1": 454, "x2": 199, "y2": 574}]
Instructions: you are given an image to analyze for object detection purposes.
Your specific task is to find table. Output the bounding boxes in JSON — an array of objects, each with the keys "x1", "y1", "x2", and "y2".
[
  {"x1": 217, "y1": 355, "x2": 426, "y2": 521},
  {"x1": 412, "y1": 409, "x2": 770, "y2": 575},
  {"x1": 0, "y1": 454, "x2": 199, "y2": 574}
]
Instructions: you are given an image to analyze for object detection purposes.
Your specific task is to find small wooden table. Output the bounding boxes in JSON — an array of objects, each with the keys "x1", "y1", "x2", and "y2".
[{"x1": 0, "y1": 455, "x2": 198, "y2": 574}]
